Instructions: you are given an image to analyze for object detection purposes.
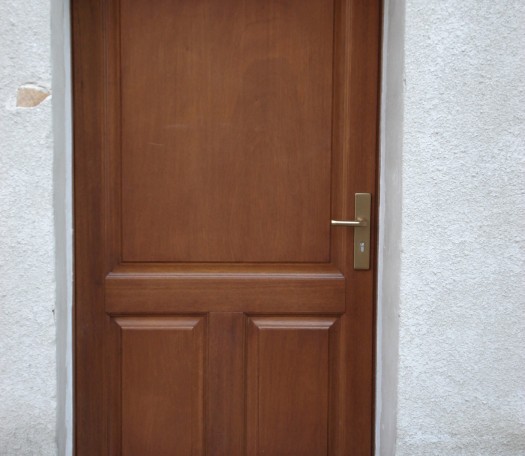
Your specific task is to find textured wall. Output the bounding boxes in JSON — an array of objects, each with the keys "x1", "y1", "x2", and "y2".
[
  {"x1": 397, "y1": 0, "x2": 525, "y2": 454},
  {"x1": 0, "y1": 0, "x2": 57, "y2": 455}
]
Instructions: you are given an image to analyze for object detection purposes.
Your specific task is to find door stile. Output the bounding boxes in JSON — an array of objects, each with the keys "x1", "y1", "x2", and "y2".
[
  {"x1": 105, "y1": 1, "x2": 123, "y2": 454},
  {"x1": 330, "y1": 0, "x2": 382, "y2": 454},
  {"x1": 207, "y1": 312, "x2": 246, "y2": 455},
  {"x1": 73, "y1": 0, "x2": 109, "y2": 454}
]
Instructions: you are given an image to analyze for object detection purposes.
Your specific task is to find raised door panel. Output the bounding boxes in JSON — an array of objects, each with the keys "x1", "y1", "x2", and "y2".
[
  {"x1": 246, "y1": 317, "x2": 341, "y2": 456},
  {"x1": 111, "y1": 317, "x2": 205, "y2": 456},
  {"x1": 120, "y1": 0, "x2": 334, "y2": 262}
]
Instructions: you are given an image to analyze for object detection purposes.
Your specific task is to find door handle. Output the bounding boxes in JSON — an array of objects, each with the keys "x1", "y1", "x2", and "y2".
[
  {"x1": 331, "y1": 219, "x2": 368, "y2": 227},
  {"x1": 331, "y1": 193, "x2": 371, "y2": 270}
]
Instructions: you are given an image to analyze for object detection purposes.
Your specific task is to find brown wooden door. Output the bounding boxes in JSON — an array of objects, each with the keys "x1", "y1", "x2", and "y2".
[{"x1": 72, "y1": 1, "x2": 381, "y2": 454}]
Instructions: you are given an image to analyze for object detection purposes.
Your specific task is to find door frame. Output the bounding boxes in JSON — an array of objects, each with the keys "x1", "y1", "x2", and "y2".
[{"x1": 57, "y1": 0, "x2": 388, "y2": 451}]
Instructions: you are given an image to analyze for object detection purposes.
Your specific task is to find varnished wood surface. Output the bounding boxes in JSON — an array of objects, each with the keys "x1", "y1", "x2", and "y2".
[
  {"x1": 116, "y1": 317, "x2": 205, "y2": 455},
  {"x1": 330, "y1": 1, "x2": 382, "y2": 452},
  {"x1": 120, "y1": 0, "x2": 333, "y2": 262},
  {"x1": 105, "y1": 264, "x2": 345, "y2": 313},
  {"x1": 246, "y1": 317, "x2": 340, "y2": 455},
  {"x1": 73, "y1": 0, "x2": 382, "y2": 454},
  {"x1": 72, "y1": 1, "x2": 108, "y2": 454},
  {"x1": 106, "y1": 278, "x2": 345, "y2": 314},
  {"x1": 207, "y1": 313, "x2": 245, "y2": 455}
]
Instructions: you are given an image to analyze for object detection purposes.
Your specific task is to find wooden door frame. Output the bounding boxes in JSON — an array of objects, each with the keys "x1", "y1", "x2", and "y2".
[{"x1": 71, "y1": 0, "x2": 382, "y2": 454}]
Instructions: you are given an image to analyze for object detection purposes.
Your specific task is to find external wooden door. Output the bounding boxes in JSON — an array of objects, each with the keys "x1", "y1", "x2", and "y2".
[{"x1": 73, "y1": 0, "x2": 381, "y2": 454}]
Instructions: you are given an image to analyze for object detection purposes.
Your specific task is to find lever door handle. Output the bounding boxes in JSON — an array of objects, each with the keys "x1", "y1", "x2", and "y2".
[
  {"x1": 331, "y1": 219, "x2": 368, "y2": 227},
  {"x1": 331, "y1": 193, "x2": 371, "y2": 270}
]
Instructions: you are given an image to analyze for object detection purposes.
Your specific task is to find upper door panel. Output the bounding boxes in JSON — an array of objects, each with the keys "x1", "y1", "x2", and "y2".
[{"x1": 120, "y1": 0, "x2": 335, "y2": 262}]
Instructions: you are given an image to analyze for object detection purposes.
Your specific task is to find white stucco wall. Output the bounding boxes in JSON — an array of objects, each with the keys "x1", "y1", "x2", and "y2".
[
  {"x1": 0, "y1": 1, "x2": 56, "y2": 455},
  {"x1": 390, "y1": 0, "x2": 525, "y2": 454}
]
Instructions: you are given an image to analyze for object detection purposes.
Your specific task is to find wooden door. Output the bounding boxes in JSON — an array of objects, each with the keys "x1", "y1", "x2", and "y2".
[{"x1": 72, "y1": 1, "x2": 381, "y2": 454}]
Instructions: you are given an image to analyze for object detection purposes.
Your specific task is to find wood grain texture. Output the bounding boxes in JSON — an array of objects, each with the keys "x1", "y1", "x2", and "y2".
[
  {"x1": 246, "y1": 317, "x2": 340, "y2": 456},
  {"x1": 105, "y1": 265, "x2": 345, "y2": 314},
  {"x1": 207, "y1": 313, "x2": 245, "y2": 455},
  {"x1": 72, "y1": 1, "x2": 109, "y2": 454},
  {"x1": 332, "y1": 2, "x2": 382, "y2": 453},
  {"x1": 120, "y1": 0, "x2": 334, "y2": 262},
  {"x1": 116, "y1": 317, "x2": 205, "y2": 455}
]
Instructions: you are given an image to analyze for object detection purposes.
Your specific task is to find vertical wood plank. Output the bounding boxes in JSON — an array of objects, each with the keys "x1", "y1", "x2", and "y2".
[
  {"x1": 331, "y1": 1, "x2": 382, "y2": 453},
  {"x1": 207, "y1": 313, "x2": 245, "y2": 456},
  {"x1": 72, "y1": 0, "x2": 107, "y2": 454},
  {"x1": 339, "y1": 1, "x2": 382, "y2": 454}
]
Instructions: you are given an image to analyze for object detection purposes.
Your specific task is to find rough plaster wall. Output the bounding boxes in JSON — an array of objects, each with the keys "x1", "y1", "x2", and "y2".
[
  {"x1": 0, "y1": 0, "x2": 57, "y2": 455},
  {"x1": 397, "y1": 1, "x2": 525, "y2": 455}
]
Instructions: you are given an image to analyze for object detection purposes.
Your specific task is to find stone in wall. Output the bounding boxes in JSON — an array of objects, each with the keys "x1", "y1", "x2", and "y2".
[{"x1": 16, "y1": 83, "x2": 50, "y2": 108}]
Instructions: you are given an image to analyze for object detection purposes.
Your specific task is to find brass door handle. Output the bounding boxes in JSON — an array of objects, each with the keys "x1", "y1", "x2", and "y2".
[{"x1": 331, "y1": 193, "x2": 371, "y2": 270}]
